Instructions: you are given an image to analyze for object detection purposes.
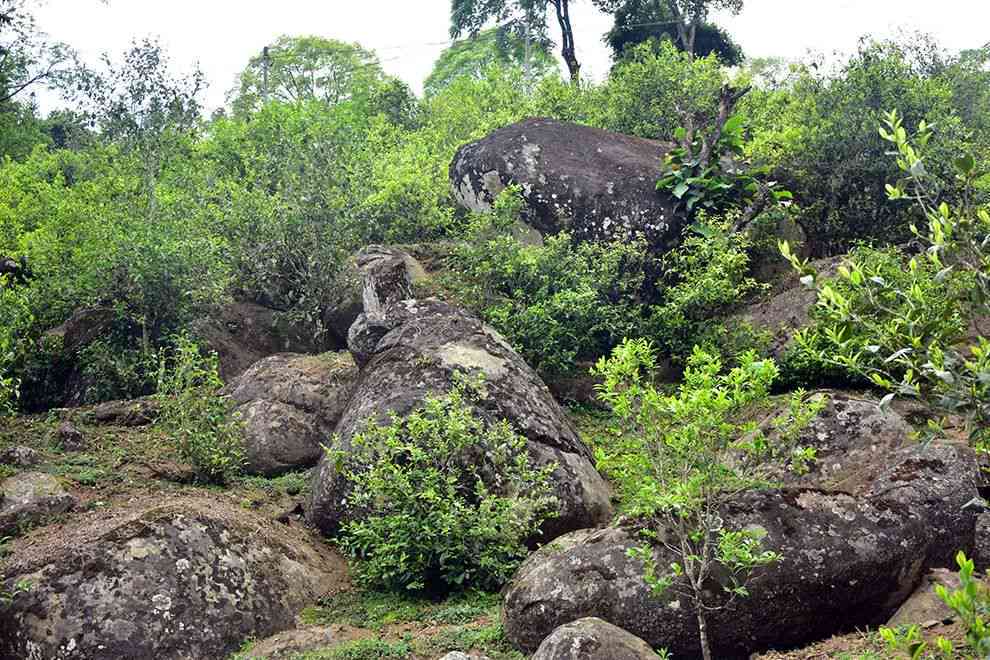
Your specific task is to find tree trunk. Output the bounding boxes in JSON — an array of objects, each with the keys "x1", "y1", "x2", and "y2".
[
  {"x1": 552, "y1": 0, "x2": 580, "y2": 82},
  {"x1": 697, "y1": 608, "x2": 712, "y2": 660}
]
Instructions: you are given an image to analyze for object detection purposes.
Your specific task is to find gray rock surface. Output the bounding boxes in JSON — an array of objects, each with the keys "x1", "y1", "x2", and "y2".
[
  {"x1": 225, "y1": 352, "x2": 359, "y2": 476},
  {"x1": 0, "y1": 471, "x2": 76, "y2": 536},
  {"x1": 193, "y1": 301, "x2": 327, "y2": 382},
  {"x1": 450, "y1": 118, "x2": 681, "y2": 251},
  {"x1": 887, "y1": 569, "x2": 961, "y2": 628},
  {"x1": 532, "y1": 618, "x2": 657, "y2": 660},
  {"x1": 310, "y1": 299, "x2": 613, "y2": 542},
  {"x1": 85, "y1": 396, "x2": 159, "y2": 426},
  {"x1": 502, "y1": 396, "x2": 980, "y2": 656},
  {"x1": 0, "y1": 496, "x2": 343, "y2": 660},
  {"x1": 239, "y1": 626, "x2": 336, "y2": 659},
  {"x1": 0, "y1": 446, "x2": 40, "y2": 467},
  {"x1": 323, "y1": 245, "x2": 427, "y2": 346},
  {"x1": 55, "y1": 420, "x2": 86, "y2": 451}
]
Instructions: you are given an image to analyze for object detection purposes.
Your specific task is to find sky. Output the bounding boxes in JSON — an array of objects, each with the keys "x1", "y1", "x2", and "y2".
[{"x1": 30, "y1": 0, "x2": 990, "y2": 113}]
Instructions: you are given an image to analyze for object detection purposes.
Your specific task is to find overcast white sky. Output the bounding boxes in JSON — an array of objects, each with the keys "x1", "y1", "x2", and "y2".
[{"x1": 31, "y1": 0, "x2": 990, "y2": 112}]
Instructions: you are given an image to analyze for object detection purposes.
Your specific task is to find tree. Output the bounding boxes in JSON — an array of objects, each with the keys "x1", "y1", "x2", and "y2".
[
  {"x1": 228, "y1": 35, "x2": 386, "y2": 116},
  {"x1": 596, "y1": 0, "x2": 743, "y2": 64},
  {"x1": 0, "y1": 0, "x2": 75, "y2": 104},
  {"x1": 451, "y1": 0, "x2": 582, "y2": 82},
  {"x1": 594, "y1": 339, "x2": 819, "y2": 660},
  {"x1": 425, "y1": 26, "x2": 557, "y2": 95}
]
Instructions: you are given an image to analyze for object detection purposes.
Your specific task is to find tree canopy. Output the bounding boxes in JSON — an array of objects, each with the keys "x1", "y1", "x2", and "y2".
[
  {"x1": 425, "y1": 26, "x2": 557, "y2": 95},
  {"x1": 228, "y1": 35, "x2": 387, "y2": 115}
]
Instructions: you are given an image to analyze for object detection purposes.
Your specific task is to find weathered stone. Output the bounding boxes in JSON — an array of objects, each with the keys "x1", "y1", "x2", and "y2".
[
  {"x1": 44, "y1": 307, "x2": 114, "y2": 356},
  {"x1": 503, "y1": 490, "x2": 926, "y2": 657},
  {"x1": 0, "y1": 446, "x2": 41, "y2": 468},
  {"x1": 192, "y1": 301, "x2": 327, "y2": 382},
  {"x1": 502, "y1": 396, "x2": 980, "y2": 656},
  {"x1": 450, "y1": 118, "x2": 681, "y2": 251},
  {"x1": 0, "y1": 472, "x2": 76, "y2": 536},
  {"x1": 975, "y1": 512, "x2": 990, "y2": 571},
  {"x1": 888, "y1": 569, "x2": 961, "y2": 628},
  {"x1": 0, "y1": 496, "x2": 344, "y2": 660},
  {"x1": 85, "y1": 396, "x2": 160, "y2": 426},
  {"x1": 437, "y1": 653, "x2": 491, "y2": 660},
  {"x1": 56, "y1": 420, "x2": 86, "y2": 451},
  {"x1": 735, "y1": 257, "x2": 842, "y2": 360},
  {"x1": 225, "y1": 352, "x2": 359, "y2": 476},
  {"x1": 532, "y1": 618, "x2": 657, "y2": 660},
  {"x1": 310, "y1": 299, "x2": 613, "y2": 542},
  {"x1": 323, "y1": 245, "x2": 427, "y2": 345},
  {"x1": 240, "y1": 626, "x2": 336, "y2": 659}
]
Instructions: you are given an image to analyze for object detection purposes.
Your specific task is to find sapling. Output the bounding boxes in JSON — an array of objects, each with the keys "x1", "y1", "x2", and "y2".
[{"x1": 594, "y1": 339, "x2": 820, "y2": 660}]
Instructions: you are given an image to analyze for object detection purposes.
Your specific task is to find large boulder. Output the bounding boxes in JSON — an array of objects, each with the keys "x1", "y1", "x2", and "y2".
[
  {"x1": 532, "y1": 618, "x2": 657, "y2": 660},
  {"x1": 308, "y1": 299, "x2": 613, "y2": 542},
  {"x1": 0, "y1": 472, "x2": 76, "y2": 536},
  {"x1": 225, "y1": 352, "x2": 360, "y2": 476},
  {"x1": 322, "y1": 245, "x2": 427, "y2": 345},
  {"x1": 502, "y1": 397, "x2": 980, "y2": 656},
  {"x1": 450, "y1": 118, "x2": 681, "y2": 251},
  {"x1": 0, "y1": 496, "x2": 343, "y2": 660},
  {"x1": 192, "y1": 301, "x2": 327, "y2": 382}
]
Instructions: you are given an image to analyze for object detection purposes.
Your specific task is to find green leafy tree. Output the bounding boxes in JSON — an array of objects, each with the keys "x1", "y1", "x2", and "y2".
[
  {"x1": 594, "y1": 339, "x2": 819, "y2": 660},
  {"x1": 594, "y1": 0, "x2": 743, "y2": 64},
  {"x1": 0, "y1": 0, "x2": 76, "y2": 104},
  {"x1": 229, "y1": 35, "x2": 386, "y2": 116},
  {"x1": 425, "y1": 26, "x2": 556, "y2": 95},
  {"x1": 451, "y1": 0, "x2": 582, "y2": 82}
]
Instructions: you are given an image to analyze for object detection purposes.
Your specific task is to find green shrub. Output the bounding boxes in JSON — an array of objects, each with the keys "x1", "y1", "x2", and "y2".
[
  {"x1": 0, "y1": 283, "x2": 33, "y2": 416},
  {"x1": 446, "y1": 189, "x2": 652, "y2": 376},
  {"x1": 593, "y1": 339, "x2": 820, "y2": 660},
  {"x1": 650, "y1": 213, "x2": 769, "y2": 364},
  {"x1": 155, "y1": 334, "x2": 244, "y2": 484},
  {"x1": 782, "y1": 109, "x2": 989, "y2": 446},
  {"x1": 335, "y1": 379, "x2": 555, "y2": 593}
]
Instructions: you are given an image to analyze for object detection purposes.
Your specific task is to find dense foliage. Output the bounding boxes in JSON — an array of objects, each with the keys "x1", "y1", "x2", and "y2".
[{"x1": 335, "y1": 380, "x2": 555, "y2": 593}]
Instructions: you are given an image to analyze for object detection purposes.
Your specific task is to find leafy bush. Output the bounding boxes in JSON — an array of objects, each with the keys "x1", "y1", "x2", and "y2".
[
  {"x1": 783, "y1": 109, "x2": 989, "y2": 446},
  {"x1": 650, "y1": 213, "x2": 769, "y2": 364},
  {"x1": 447, "y1": 190, "x2": 652, "y2": 376},
  {"x1": 745, "y1": 38, "x2": 976, "y2": 254},
  {"x1": 0, "y1": 282, "x2": 33, "y2": 416},
  {"x1": 155, "y1": 334, "x2": 244, "y2": 484},
  {"x1": 335, "y1": 379, "x2": 555, "y2": 593}
]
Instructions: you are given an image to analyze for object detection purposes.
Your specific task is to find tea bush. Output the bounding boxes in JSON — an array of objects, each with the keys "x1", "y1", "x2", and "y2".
[{"x1": 336, "y1": 379, "x2": 556, "y2": 593}]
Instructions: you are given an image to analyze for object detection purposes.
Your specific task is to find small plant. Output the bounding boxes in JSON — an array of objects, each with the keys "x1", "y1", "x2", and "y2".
[
  {"x1": 335, "y1": 378, "x2": 556, "y2": 593},
  {"x1": 594, "y1": 339, "x2": 820, "y2": 660},
  {"x1": 155, "y1": 333, "x2": 244, "y2": 484}
]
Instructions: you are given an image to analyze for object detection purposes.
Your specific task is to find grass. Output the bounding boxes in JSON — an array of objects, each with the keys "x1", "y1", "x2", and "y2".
[{"x1": 302, "y1": 589, "x2": 501, "y2": 630}]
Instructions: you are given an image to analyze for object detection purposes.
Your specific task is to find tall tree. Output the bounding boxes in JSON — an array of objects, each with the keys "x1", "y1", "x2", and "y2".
[
  {"x1": 451, "y1": 0, "x2": 582, "y2": 82},
  {"x1": 425, "y1": 26, "x2": 557, "y2": 95},
  {"x1": 658, "y1": 0, "x2": 743, "y2": 57},
  {"x1": 597, "y1": 0, "x2": 743, "y2": 64},
  {"x1": 228, "y1": 36, "x2": 386, "y2": 115},
  {"x1": 0, "y1": 0, "x2": 75, "y2": 104}
]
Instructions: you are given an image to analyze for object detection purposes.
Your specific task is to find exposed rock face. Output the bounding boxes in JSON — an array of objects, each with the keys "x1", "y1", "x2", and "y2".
[
  {"x1": 55, "y1": 420, "x2": 86, "y2": 451},
  {"x1": 736, "y1": 257, "x2": 842, "y2": 360},
  {"x1": 323, "y1": 245, "x2": 427, "y2": 346},
  {"x1": 192, "y1": 301, "x2": 326, "y2": 382},
  {"x1": 239, "y1": 626, "x2": 336, "y2": 659},
  {"x1": 887, "y1": 569, "x2": 961, "y2": 628},
  {"x1": 0, "y1": 446, "x2": 40, "y2": 468},
  {"x1": 309, "y1": 299, "x2": 613, "y2": 542},
  {"x1": 84, "y1": 396, "x2": 159, "y2": 426},
  {"x1": 225, "y1": 352, "x2": 359, "y2": 476},
  {"x1": 450, "y1": 118, "x2": 681, "y2": 251},
  {"x1": 532, "y1": 618, "x2": 657, "y2": 660},
  {"x1": 0, "y1": 472, "x2": 76, "y2": 536},
  {"x1": 502, "y1": 396, "x2": 980, "y2": 656},
  {"x1": 43, "y1": 307, "x2": 115, "y2": 356},
  {"x1": 0, "y1": 497, "x2": 343, "y2": 660}
]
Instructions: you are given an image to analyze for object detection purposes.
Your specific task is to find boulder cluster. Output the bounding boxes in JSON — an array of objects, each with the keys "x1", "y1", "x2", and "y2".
[{"x1": 1, "y1": 119, "x2": 983, "y2": 659}]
